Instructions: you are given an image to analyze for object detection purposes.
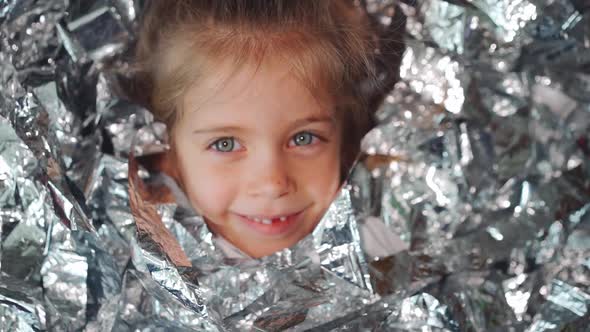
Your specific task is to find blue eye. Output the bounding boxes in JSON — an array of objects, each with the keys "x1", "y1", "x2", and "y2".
[
  {"x1": 211, "y1": 137, "x2": 239, "y2": 152},
  {"x1": 292, "y1": 132, "x2": 315, "y2": 146}
]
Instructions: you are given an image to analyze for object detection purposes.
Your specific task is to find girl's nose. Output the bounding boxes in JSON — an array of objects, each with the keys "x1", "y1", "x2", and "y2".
[{"x1": 247, "y1": 154, "x2": 294, "y2": 198}]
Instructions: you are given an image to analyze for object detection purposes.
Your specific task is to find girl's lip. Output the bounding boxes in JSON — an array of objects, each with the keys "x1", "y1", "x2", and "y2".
[
  {"x1": 239, "y1": 211, "x2": 300, "y2": 220},
  {"x1": 234, "y1": 210, "x2": 305, "y2": 237}
]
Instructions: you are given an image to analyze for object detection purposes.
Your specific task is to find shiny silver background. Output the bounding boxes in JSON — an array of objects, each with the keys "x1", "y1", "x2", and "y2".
[{"x1": 0, "y1": 0, "x2": 588, "y2": 330}]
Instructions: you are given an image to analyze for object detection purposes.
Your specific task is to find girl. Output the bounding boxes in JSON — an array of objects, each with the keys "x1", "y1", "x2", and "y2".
[{"x1": 129, "y1": 0, "x2": 400, "y2": 259}]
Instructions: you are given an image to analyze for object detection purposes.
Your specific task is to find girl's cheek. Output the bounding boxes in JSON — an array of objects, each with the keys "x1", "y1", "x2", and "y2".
[
  {"x1": 192, "y1": 167, "x2": 237, "y2": 210},
  {"x1": 295, "y1": 153, "x2": 340, "y2": 185}
]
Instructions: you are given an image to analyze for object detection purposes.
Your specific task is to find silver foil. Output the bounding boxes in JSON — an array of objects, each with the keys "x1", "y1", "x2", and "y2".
[{"x1": 1, "y1": 0, "x2": 589, "y2": 331}]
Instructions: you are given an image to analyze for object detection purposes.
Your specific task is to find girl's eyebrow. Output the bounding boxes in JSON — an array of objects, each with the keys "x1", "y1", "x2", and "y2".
[
  {"x1": 192, "y1": 126, "x2": 244, "y2": 135},
  {"x1": 192, "y1": 115, "x2": 335, "y2": 135},
  {"x1": 289, "y1": 115, "x2": 336, "y2": 129}
]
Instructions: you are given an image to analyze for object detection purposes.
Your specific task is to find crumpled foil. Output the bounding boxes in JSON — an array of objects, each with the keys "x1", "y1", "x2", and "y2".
[{"x1": 1, "y1": 0, "x2": 589, "y2": 331}]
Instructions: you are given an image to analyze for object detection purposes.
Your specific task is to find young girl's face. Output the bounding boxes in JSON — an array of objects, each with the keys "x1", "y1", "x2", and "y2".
[{"x1": 172, "y1": 59, "x2": 342, "y2": 258}]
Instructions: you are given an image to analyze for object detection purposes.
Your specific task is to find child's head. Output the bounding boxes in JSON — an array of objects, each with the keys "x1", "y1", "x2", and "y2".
[{"x1": 133, "y1": 0, "x2": 375, "y2": 257}]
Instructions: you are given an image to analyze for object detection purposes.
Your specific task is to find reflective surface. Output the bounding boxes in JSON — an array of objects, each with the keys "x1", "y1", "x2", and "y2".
[{"x1": 1, "y1": 0, "x2": 589, "y2": 330}]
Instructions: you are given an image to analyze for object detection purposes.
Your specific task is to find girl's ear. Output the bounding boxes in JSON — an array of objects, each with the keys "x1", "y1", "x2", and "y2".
[
  {"x1": 135, "y1": 148, "x2": 182, "y2": 184},
  {"x1": 159, "y1": 148, "x2": 182, "y2": 183}
]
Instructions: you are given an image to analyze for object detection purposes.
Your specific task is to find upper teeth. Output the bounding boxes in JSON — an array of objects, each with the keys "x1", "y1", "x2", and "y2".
[{"x1": 249, "y1": 216, "x2": 288, "y2": 223}]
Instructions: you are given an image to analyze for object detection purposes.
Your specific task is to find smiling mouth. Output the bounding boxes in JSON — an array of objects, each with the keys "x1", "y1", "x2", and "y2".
[
  {"x1": 243, "y1": 214, "x2": 292, "y2": 224},
  {"x1": 235, "y1": 210, "x2": 305, "y2": 236}
]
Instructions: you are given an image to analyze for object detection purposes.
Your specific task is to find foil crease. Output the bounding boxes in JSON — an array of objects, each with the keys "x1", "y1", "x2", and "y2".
[{"x1": 1, "y1": 0, "x2": 589, "y2": 331}]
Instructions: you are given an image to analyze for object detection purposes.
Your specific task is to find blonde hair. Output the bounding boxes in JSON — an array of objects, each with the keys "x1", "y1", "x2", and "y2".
[{"x1": 130, "y1": 0, "x2": 376, "y2": 176}]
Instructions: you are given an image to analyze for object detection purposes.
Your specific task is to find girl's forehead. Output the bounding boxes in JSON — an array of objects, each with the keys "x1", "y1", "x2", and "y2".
[
  {"x1": 182, "y1": 58, "x2": 334, "y2": 115},
  {"x1": 178, "y1": 78, "x2": 336, "y2": 138}
]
